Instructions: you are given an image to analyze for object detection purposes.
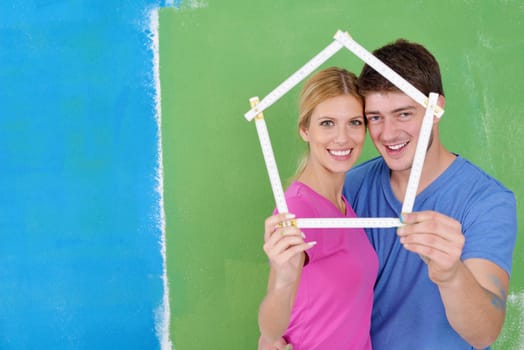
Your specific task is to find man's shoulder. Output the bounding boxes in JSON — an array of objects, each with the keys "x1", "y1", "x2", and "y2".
[{"x1": 452, "y1": 156, "x2": 514, "y2": 195}]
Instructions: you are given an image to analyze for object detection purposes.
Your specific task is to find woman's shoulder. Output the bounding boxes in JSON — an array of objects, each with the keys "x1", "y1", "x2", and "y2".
[{"x1": 284, "y1": 182, "x2": 321, "y2": 217}]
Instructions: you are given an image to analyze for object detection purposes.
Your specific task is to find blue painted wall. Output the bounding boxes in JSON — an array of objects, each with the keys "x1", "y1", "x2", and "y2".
[{"x1": 0, "y1": 1, "x2": 168, "y2": 348}]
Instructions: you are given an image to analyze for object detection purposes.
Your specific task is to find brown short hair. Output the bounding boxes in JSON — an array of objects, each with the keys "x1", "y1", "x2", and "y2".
[{"x1": 358, "y1": 39, "x2": 444, "y2": 98}]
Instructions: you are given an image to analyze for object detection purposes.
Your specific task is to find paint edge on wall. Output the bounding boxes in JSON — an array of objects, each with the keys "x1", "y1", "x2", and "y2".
[
  {"x1": 148, "y1": 7, "x2": 173, "y2": 350},
  {"x1": 164, "y1": 0, "x2": 208, "y2": 9}
]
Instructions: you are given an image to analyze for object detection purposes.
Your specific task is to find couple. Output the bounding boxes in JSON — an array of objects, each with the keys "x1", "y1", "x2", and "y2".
[{"x1": 258, "y1": 39, "x2": 517, "y2": 349}]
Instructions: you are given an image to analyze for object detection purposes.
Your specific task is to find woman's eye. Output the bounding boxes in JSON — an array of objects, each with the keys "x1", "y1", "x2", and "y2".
[
  {"x1": 350, "y1": 119, "x2": 364, "y2": 126},
  {"x1": 320, "y1": 120, "x2": 334, "y2": 126}
]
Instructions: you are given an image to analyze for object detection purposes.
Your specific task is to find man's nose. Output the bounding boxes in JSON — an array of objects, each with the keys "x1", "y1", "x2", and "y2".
[{"x1": 381, "y1": 118, "x2": 398, "y2": 140}]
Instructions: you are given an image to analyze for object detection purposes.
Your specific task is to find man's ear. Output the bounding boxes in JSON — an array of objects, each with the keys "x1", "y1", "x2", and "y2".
[
  {"x1": 438, "y1": 95, "x2": 446, "y2": 109},
  {"x1": 434, "y1": 95, "x2": 446, "y2": 124}
]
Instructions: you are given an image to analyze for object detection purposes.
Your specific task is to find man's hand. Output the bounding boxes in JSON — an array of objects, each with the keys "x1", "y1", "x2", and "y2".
[
  {"x1": 397, "y1": 210, "x2": 464, "y2": 285},
  {"x1": 397, "y1": 210, "x2": 509, "y2": 348}
]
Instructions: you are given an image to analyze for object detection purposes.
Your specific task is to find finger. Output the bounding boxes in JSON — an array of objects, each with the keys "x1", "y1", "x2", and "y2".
[
  {"x1": 399, "y1": 215, "x2": 464, "y2": 250},
  {"x1": 403, "y1": 211, "x2": 459, "y2": 229},
  {"x1": 401, "y1": 242, "x2": 446, "y2": 265},
  {"x1": 400, "y1": 237, "x2": 462, "y2": 266},
  {"x1": 265, "y1": 212, "x2": 296, "y2": 230},
  {"x1": 267, "y1": 232, "x2": 305, "y2": 250},
  {"x1": 401, "y1": 211, "x2": 453, "y2": 228},
  {"x1": 401, "y1": 211, "x2": 434, "y2": 225},
  {"x1": 264, "y1": 213, "x2": 296, "y2": 241},
  {"x1": 400, "y1": 234, "x2": 458, "y2": 255},
  {"x1": 399, "y1": 212, "x2": 462, "y2": 242},
  {"x1": 266, "y1": 225, "x2": 303, "y2": 246},
  {"x1": 266, "y1": 226, "x2": 304, "y2": 249},
  {"x1": 280, "y1": 226, "x2": 304, "y2": 238},
  {"x1": 400, "y1": 228, "x2": 464, "y2": 250},
  {"x1": 400, "y1": 223, "x2": 464, "y2": 250},
  {"x1": 264, "y1": 234, "x2": 309, "y2": 259},
  {"x1": 274, "y1": 241, "x2": 317, "y2": 264}
]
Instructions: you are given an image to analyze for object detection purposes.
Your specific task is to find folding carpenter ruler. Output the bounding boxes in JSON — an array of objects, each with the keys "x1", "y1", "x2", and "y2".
[
  {"x1": 401, "y1": 92, "x2": 439, "y2": 214},
  {"x1": 250, "y1": 96, "x2": 289, "y2": 214},
  {"x1": 245, "y1": 30, "x2": 443, "y2": 122},
  {"x1": 245, "y1": 30, "x2": 444, "y2": 229}
]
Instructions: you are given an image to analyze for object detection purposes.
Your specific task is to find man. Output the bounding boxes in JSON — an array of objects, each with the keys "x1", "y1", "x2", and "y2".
[
  {"x1": 345, "y1": 39, "x2": 516, "y2": 349},
  {"x1": 259, "y1": 39, "x2": 517, "y2": 349}
]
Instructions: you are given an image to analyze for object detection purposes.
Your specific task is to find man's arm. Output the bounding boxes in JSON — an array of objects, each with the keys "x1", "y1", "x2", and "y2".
[
  {"x1": 441, "y1": 258, "x2": 508, "y2": 347},
  {"x1": 398, "y1": 211, "x2": 508, "y2": 349}
]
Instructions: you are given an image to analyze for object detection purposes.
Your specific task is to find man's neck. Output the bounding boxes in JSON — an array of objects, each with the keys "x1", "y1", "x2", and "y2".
[{"x1": 390, "y1": 142, "x2": 456, "y2": 202}]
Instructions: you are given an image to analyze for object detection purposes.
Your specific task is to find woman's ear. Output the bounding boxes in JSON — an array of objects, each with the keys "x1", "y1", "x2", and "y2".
[{"x1": 299, "y1": 127, "x2": 309, "y2": 142}]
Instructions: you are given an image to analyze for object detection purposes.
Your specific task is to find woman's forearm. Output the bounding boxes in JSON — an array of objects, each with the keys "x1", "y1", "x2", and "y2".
[
  {"x1": 258, "y1": 265, "x2": 302, "y2": 343},
  {"x1": 258, "y1": 287, "x2": 295, "y2": 343}
]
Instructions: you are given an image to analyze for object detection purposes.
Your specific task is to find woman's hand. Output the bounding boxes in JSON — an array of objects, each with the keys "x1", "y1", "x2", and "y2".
[{"x1": 263, "y1": 213, "x2": 316, "y2": 289}]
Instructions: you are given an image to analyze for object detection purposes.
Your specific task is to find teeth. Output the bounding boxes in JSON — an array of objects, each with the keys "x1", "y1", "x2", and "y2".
[
  {"x1": 330, "y1": 149, "x2": 351, "y2": 156},
  {"x1": 387, "y1": 143, "x2": 407, "y2": 150}
]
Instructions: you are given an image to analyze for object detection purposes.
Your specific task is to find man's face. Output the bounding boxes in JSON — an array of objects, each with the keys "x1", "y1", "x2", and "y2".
[{"x1": 364, "y1": 91, "x2": 430, "y2": 174}]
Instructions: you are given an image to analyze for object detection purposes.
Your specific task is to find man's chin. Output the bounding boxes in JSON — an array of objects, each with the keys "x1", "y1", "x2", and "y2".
[{"x1": 382, "y1": 158, "x2": 412, "y2": 173}]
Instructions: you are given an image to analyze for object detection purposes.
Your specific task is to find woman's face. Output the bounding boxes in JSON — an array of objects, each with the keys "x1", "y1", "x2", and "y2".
[{"x1": 300, "y1": 94, "x2": 366, "y2": 176}]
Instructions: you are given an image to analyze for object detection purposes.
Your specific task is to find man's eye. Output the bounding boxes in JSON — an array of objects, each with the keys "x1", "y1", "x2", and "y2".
[{"x1": 367, "y1": 115, "x2": 380, "y2": 122}]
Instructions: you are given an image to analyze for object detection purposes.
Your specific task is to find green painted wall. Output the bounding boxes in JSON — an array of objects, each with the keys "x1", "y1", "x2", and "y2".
[{"x1": 159, "y1": 1, "x2": 523, "y2": 348}]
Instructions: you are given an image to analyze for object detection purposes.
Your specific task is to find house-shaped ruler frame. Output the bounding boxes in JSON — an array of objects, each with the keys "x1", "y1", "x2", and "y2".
[{"x1": 244, "y1": 30, "x2": 444, "y2": 229}]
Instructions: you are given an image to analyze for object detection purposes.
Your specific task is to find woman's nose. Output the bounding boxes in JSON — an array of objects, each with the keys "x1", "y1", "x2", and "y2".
[{"x1": 334, "y1": 126, "x2": 350, "y2": 144}]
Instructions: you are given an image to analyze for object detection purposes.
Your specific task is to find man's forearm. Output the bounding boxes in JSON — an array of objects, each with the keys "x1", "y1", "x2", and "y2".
[{"x1": 439, "y1": 262, "x2": 506, "y2": 348}]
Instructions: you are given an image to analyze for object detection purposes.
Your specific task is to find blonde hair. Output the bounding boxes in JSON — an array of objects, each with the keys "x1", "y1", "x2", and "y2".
[{"x1": 293, "y1": 67, "x2": 363, "y2": 179}]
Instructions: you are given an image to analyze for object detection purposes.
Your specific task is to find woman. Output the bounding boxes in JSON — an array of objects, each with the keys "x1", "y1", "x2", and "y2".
[{"x1": 258, "y1": 67, "x2": 377, "y2": 349}]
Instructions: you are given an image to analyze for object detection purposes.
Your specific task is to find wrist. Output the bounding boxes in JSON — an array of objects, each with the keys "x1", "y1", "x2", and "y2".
[
  {"x1": 435, "y1": 261, "x2": 465, "y2": 289},
  {"x1": 269, "y1": 277, "x2": 297, "y2": 294}
]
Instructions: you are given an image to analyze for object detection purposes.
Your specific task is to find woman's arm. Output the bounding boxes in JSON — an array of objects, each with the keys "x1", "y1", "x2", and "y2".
[{"x1": 258, "y1": 213, "x2": 316, "y2": 344}]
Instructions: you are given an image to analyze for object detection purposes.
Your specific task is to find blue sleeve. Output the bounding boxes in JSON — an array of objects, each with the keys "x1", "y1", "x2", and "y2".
[{"x1": 461, "y1": 188, "x2": 517, "y2": 275}]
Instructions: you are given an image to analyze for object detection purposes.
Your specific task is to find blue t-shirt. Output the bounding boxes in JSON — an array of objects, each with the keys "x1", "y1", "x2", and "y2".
[{"x1": 343, "y1": 155, "x2": 517, "y2": 350}]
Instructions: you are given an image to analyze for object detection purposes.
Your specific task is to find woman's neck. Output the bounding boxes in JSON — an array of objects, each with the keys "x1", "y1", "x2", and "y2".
[{"x1": 297, "y1": 166, "x2": 346, "y2": 214}]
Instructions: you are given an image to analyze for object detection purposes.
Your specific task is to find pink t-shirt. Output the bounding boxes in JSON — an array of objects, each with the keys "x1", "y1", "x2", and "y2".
[{"x1": 279, "y1": 182, "x2": 378, "y2": 350}]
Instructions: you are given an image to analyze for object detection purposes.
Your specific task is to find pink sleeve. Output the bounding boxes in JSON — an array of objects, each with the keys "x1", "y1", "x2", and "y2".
[{"x1": 282, "y1": 195, "x2": 322, "y2": 263}]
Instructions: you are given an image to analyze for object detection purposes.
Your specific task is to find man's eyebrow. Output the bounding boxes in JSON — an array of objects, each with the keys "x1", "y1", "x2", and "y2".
[
  {"x1": 365, "y1": 105, "x2": 417, "y2": 115},
  {"x1": 364, "y1": 109, "x2": 380, "y2": 115},
  {"x1": 392, "y1": 105, "x2": 417, "y2": 113}
]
